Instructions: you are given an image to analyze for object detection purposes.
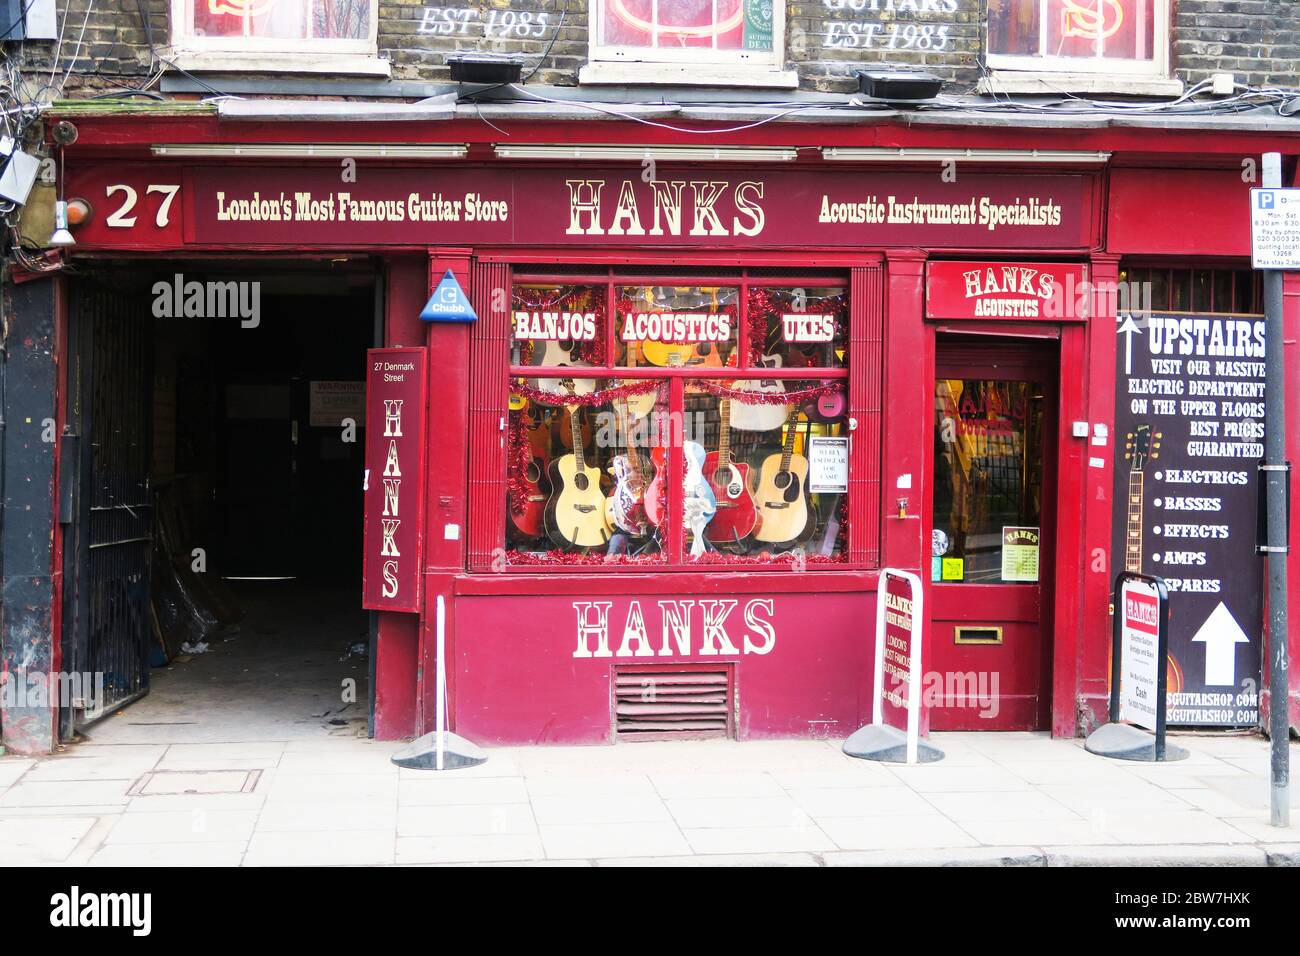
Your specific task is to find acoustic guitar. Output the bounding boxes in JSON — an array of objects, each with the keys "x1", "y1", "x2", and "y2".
[
  {"x1": 606, "y1": 399, "x2": 650, "y2": 537},
  {"x1": 544, "y1": 383, "x2": 613, "y2": 549},
  {"x1": 640, "y1": 339, "x2": 724, "y2": 369},
  {"x1": 701, "y1": 397, "x2": 759, "y2": 544},
  {"x1": 752, "y1": 414, "x2": 812, "y2": 546}
]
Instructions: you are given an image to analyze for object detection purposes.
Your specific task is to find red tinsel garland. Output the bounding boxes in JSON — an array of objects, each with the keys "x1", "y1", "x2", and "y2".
[
  {"x1": 506, "y1": 413, "x2": 533, "y2": 519},
  {"x1": 511, "y1": 377, "x2": 842, "y2": 408},
  {"x1": 511, "y1": 378, "x2": 664, "y2": 408},
  {"x1": 692, "y1": 379, "x2": 844, "y2": 405}
]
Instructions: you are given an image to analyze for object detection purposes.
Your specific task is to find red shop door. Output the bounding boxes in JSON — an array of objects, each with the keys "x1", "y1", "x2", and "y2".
[{"x1": 929, "y1": 338, "x2": 1058, "y2": 730}]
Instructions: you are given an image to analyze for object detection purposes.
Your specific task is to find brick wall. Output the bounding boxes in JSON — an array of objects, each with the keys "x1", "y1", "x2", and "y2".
[
  {"x1": 15, "y1": 1, "x2": 1300, "y2": 96},
  {"x1": 1174, "y1": 0, "x2": 1300, "y2": 89}
]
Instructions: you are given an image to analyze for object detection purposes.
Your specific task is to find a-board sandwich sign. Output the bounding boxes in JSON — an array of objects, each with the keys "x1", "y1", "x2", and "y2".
[
  {"x1": 843, "y1": 568, "x2": 943, "y2": 765},
  {"x1": 1116, "y1": 575, "x2": 1164, "y2": 733}
]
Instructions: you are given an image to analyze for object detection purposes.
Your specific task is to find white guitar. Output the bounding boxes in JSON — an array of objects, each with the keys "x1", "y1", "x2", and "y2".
[
  {"x1": 730, "y1": 355, "x2": 790, "y2": 432},
  {"x1": 534, "y1": 340, "x2": 596, "y2": 396}
]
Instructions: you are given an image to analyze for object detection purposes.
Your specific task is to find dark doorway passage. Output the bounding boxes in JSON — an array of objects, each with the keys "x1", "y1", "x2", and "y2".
[
  {"x1": 65, "y1": 261, "x2": 379, "y2": 745},
  {"x1": 85, "y1": 581, "x2": 370, "y2": 744}
]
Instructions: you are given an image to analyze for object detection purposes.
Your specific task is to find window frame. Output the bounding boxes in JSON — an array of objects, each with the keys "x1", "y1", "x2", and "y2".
[
  {"x1": 480, "y1": 263, "x2": 876, "y2": 574},
  {"x1": 985, "y1": 0, "x2": 1171, "y2": 78},
  {"x1": 585, "y1": 0, "x2": 788, "y2": 77},
  {"x1": 169, "y1": 0, "x2": 380, "y2": 62}
]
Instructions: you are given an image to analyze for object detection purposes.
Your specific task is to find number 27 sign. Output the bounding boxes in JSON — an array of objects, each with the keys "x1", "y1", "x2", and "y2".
[{"x1": 65, "y1": 164, "x2": 186, "y2": 248}]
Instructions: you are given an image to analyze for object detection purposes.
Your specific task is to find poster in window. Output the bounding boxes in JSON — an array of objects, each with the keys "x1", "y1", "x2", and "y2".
[
  {"x1": 1000, "y1": 526, "x2": 1040, "y2": 582},
  {"x1": 808, "y1": 436, "x2": 848, "y2": 494}
]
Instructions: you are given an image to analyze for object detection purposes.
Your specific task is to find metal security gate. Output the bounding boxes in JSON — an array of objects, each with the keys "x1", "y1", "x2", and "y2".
[{"x1": 60, "y1": 278, "x2": 153, "y2": 737}]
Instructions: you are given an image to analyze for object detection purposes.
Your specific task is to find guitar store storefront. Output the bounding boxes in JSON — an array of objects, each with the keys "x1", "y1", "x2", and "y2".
[{"x1": 18, "y1": 105, "x2": 1300, "y2": 757}]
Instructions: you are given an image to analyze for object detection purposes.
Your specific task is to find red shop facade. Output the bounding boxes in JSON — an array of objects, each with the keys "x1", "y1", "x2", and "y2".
[{"x1": 29, "y1": 108, "x2": 1300, "y2": 751}]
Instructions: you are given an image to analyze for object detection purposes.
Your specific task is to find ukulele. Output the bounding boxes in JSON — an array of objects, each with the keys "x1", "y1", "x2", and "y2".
[
  {"x1": 752, "y1": 414, "x2": 812, "y2": 546},
  {"x1": 731, "y1": 355, "x2": 791, "y2": 432},
  {"x1": 802, "y1": 382, "x2": 846, "y2": 424},
  {"x1": 702, "y1": 397, "x2": 759, "y2": 544},
  {"x1": 544, "y1": 383, "x2": 613, "y2": 549},
  {"x1": 606, "y1": 399, "x2": 650, "y2": 537}
]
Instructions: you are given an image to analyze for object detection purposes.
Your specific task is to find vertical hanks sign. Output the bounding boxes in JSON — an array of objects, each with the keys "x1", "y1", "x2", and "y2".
[{"x1": 363, "y1": 348, "x2": 427, "y2": 612}]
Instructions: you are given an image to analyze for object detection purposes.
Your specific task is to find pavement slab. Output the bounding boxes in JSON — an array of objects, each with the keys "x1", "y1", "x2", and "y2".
[{"x1": 0, "y1": 732, "x2": 1294, "y2": 866}]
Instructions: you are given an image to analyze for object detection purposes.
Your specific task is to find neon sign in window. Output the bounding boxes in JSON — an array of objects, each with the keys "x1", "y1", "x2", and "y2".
[
  {"x1": 192, "y1": 0, "x2": 368, "y2": 40},
  {"x1": 988, "y1": 0, "x2": 1158, "y2": 64}
]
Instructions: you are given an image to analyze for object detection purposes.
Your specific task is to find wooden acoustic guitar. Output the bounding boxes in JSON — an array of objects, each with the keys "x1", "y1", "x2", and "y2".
[
  {"x1": 701, "y1": 397, "x2": 759, "y2": 544},
  {"x1": 544, "y1": 383, "x2": 613, "y2": 549},
  {"x1": 752, "y1": 415, "x2": 812, "y2": 546},
  {"x1": 641, "y1": 339, "x2": 724, "y2": 369}
]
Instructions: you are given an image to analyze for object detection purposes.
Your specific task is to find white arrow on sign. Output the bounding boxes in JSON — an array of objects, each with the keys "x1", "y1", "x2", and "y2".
[
  {"x1": 1117, "y1": 314, "x2": 1141, "y2": 376},
  {"x1": 1191, "y1": 601, "x2": 1250, "y2": 686}
]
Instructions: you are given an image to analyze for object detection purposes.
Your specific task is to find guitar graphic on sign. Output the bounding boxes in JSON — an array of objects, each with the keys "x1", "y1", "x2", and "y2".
[
  {"x1": 1117, "y1": 422, "x2": 1185, "y2": 692},
  {"x1": 1122, "y1": 423, "x2": 1160, "y2": 574}
]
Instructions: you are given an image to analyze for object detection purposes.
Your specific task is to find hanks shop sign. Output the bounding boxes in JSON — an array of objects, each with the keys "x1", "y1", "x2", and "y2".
[
  {"x1": 65, "y1": 165, "x2": 1094, "y2": 250},
  {"x1": 571, "y1": 599, "x2": 777, "y2": 658},
  {"x1": 925, "y1": 261, "x2": 1091, "y2": 320},
  {"x1": 1112, "y1": 312, "x2": 1265, "y2": 727}
]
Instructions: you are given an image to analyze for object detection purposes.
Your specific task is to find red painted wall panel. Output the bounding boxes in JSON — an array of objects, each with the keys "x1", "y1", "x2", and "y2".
[
  {"x1": 371, "y1": 256, "x2": 430, "y2": 739},
  {"x1": 453, "y1": 589, "x2": 873, "y2": 744},
  {"x1": 1108, "y1": 168, "x2": 1252, "y2": 257}
]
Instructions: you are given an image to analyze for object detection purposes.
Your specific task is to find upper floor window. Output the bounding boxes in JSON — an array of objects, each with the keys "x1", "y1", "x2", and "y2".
[
  {"x1": 583, "y1": 0, "x2": 795, "y2": 87},
  {"x1": 171, "y1": 0, "x2": 383, "y2": 71},
  {"x1": 987, "y1": 0, "x2": 1169, "y2": 76}
]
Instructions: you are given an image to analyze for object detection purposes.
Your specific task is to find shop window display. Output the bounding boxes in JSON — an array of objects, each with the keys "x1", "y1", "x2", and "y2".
[{"x1": 503, "y1": 275, "x2": 850, "y2": 568}]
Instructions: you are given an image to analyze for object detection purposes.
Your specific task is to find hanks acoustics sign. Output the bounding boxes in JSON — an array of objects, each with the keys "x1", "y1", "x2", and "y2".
[
  {"x1": 65, "y1": 164, "x2": 1095, "y2": 250},
  {"x1": 1112, "y1": 313, "x2": 1264, "y2": 726},
  {"x1": 363, "y1": 348, "x2": 428, "y2": 612}
]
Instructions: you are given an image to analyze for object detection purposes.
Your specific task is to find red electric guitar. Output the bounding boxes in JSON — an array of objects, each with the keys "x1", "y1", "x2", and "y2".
[
  {"x1": 508, "y1": 428, "x2": 550, "y2": 540},
  {"x1": 643, "y1": 443, "x2": 667, "y2": 528},
  {"x1": 702, "y1": 397, "x2": 759, "y2": 544}
]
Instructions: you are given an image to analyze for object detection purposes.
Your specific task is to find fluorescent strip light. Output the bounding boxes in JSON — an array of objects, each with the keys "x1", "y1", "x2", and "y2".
[
  {"x1": 493, "y1": 145, "x2": 800, "y2": 162},
  {"x1": 821, "y1": 147, "x2": 1110, "y2": 164},
  {"x1": 151, "y1": 144, "x2": 469, "y2": 159}
]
